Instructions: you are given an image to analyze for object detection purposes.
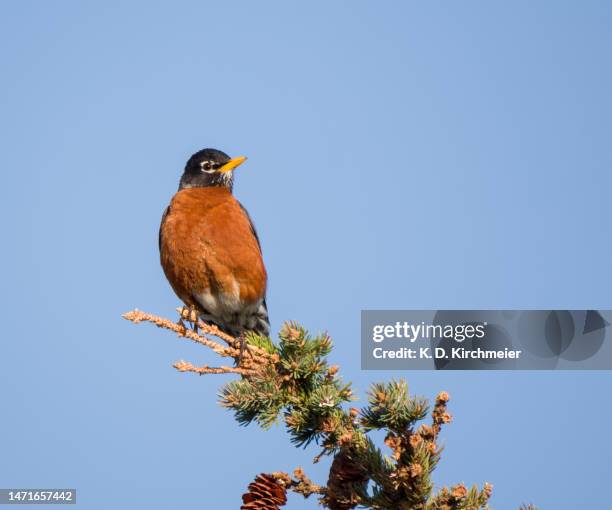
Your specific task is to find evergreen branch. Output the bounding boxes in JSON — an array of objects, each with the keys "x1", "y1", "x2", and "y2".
[
  {"x1": 125, "y1": 308, "x2": 533, "y2": 509},
  {"x1": 173, "y1": 360, "x2": 253, "y2": 376},
  {"x1": 122, "y1": 308, "x2": 274, "y2": 371},
  {"x1": 361, "y1": 379, "x2": 429, "y2": 433},
  {"x1": 272, "y1": 468, "x2": 326, "y2": 497},
  {"x1": 123, "y1": 308, "x2": 233, "y2": 357}
]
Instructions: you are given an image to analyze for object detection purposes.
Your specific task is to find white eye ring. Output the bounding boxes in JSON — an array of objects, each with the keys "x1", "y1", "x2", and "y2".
[{"x1": 200, "y1": 161, "x2": 215, "y2": 173}]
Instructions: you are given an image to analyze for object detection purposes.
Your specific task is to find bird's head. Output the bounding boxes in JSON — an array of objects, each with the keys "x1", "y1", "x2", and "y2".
[{"x1": 179, "y1": 148, "x2": 247, "y2": 192}]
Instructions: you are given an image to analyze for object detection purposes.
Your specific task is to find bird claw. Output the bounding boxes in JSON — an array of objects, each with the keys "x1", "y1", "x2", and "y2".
[
  {"x1": 177, "y1": 305, "x2": 201, "y2": 334},
  {"x1": 176, "y1": 306, "x2": 194, "y2": 332},
  {"x1": 236, "y1": 336, "x2": 255, "y2": 367},
  {"x1": 190, "y1": 305, "x2": 199, "y2": 335}
]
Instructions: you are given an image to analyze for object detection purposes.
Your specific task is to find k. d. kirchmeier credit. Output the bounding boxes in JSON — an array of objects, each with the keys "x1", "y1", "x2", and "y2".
[{"x1": 361, "y1": 310, "x2": 612, "y2": 370}]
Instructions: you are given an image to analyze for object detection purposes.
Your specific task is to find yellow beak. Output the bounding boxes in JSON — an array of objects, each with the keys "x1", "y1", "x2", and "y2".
[{"x1": 218, "y1": 156, "x2": 247, "y2": 174}]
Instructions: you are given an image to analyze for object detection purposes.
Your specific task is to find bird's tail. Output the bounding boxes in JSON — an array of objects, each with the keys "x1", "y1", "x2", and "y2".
[
  {"x1": 252, "y1": 299, "x2": 270, "y2": 337},
  {"x1": 197, "y1": 299, "x2": 270, "y2": 338}
]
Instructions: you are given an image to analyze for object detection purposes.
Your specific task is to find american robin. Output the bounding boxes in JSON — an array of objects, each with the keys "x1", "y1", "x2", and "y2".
[{"x1": 159, "y1": 148, "x2": 269, "y2": 349}]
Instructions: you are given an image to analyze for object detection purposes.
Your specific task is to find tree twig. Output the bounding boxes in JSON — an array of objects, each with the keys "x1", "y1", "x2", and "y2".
[{"x1": 122, "y1": 308, "x2": 274, "y2": 374}]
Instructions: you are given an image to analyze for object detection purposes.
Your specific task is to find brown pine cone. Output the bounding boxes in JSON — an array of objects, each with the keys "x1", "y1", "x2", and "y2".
[
  {"x1": 323, "y1": 448, "x2": 368, "y2": 510},
  {"x1": 241, "y1": 474, "x2": 287, "y2": 510}
]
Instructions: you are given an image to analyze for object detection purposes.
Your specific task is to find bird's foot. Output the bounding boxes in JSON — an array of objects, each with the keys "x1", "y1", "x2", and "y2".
[
  {"x1": 176, "y1": 306, "x2": 189, "y2": 331},
  {"x1": 189, "y1": 305, "x2": 199, "y2": 334},
  {"x1": 177, "y1": 305, "x2": 200, "y2": 334},
  {"x1": 236, "y1": 335, "x2": 254, "y2": 367}
]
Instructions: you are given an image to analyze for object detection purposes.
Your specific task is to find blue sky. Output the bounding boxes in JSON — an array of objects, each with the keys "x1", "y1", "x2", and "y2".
[{"x1": 1, "y1": 1, "x2": 611, "y2": 508}]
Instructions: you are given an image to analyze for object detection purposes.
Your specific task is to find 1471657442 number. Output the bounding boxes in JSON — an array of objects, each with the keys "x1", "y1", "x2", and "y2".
[{"x1": 6, "y1": 490, "x2": 75, "y2": 503}]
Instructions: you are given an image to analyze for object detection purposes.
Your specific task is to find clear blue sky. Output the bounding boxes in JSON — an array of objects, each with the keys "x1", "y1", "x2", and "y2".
[{"x1": 1, "y1": 1, "x2": 611, "y2": 509}]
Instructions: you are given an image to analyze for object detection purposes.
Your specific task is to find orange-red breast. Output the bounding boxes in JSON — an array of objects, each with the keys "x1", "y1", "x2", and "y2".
[{"x1": 159, "y1": 148, "x2": 269, "y2": 338}]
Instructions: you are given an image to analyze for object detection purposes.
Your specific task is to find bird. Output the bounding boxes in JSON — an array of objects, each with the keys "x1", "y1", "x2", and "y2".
[{"x1": 159, "y1": 148, "x2": 269, "y2": 354}]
